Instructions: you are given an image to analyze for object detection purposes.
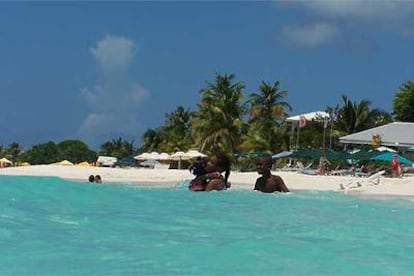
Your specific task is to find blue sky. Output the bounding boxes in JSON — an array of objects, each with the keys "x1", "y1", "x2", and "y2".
[{"x1": 1, "y1": 1, "x2": 414, "y2": 150}]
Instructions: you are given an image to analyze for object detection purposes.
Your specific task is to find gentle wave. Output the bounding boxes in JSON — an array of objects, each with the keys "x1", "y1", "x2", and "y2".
[{"x1": 0, "y1": 175, "x2": 414, "y2": 275}]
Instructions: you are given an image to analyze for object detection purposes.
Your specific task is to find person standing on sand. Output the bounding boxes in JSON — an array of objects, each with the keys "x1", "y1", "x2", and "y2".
[
  {"x1": 254, "y1": 156, "x2": 289, "y2": 193},
  {"x1": 390, "y1": 155, "x2": 400, "y2": 178}
]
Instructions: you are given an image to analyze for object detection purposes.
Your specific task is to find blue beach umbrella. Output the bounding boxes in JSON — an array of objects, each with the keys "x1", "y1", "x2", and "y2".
[
  {"x1": 141, "y1": 159, "x2": 161, "y2": 167},
  {"x1": 370, "y1": 152, "x2": 414, "y2": 165},
  {"x1": 272, "y1": 151, "x2": 293, "y2": 159}
]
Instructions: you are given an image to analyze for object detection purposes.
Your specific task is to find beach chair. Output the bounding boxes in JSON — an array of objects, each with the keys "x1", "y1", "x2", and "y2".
[
  {"x1": 297, "y1": 162, "x2": 317, "y2": 175},
  {"x1": 280, "y1": 161, "x2": 293, "y2": 171},
  {"x1": 304, "y1": 162, "x2": 313, "y2": 170},
  {"x1": 339, "y1": 170, "x2": 386, "y2": 192},
  {"x1": 296, "y1": 161, "x2": 310, "y2": 170}
]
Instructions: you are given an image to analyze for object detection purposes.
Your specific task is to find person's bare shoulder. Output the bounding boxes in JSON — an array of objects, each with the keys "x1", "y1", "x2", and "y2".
[
  {"x1": 269, "y1": 174, "x2": 283, "y2": 183},
  {"x1": 271, "y1": 174, "x2": 289, "y2": 192}
]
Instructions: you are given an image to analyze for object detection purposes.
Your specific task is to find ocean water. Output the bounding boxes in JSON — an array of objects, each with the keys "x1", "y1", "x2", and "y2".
[{"x1": 1, "y1": 175, "x2": 414, "y2": 275}]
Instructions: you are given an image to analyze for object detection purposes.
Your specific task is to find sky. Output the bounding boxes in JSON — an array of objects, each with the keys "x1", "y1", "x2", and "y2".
[{"x1": 1, "y1": 1, "x2": 414, "y2": 150}]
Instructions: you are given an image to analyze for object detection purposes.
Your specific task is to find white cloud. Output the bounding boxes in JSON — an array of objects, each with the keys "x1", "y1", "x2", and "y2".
[
  {"x1": 280, "y1": 0, "x2": 414, "y2": 35},
  {"x1": 281, "y1": 23, "x2": 338, "y2": 48},
  {"x1": 276, "y1": 1, "x2": 414, "y2": 50},
  {"x1": 90, "y1": 35, "x2": 135, "y2": 72},
  {"x1": 79, "y1": 35, "x2": 149, "y2": 147},
  {"x1": 298, "y1": 0, "x2": 414, "y2": 22}
]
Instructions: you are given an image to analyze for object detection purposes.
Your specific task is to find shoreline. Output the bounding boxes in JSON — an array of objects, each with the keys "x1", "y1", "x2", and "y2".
[{"x1": 1, "y1": 165, "x2": 414, "y2": 200}]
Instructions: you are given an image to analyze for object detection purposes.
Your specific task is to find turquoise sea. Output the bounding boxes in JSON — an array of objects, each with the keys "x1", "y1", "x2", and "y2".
[{"x1": 1, "y1": 175, "x2": 414, "y2": 275}]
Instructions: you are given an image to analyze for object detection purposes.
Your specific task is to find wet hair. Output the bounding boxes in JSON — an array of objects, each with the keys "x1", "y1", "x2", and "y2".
[
  {"x1": 88, "y1": 175, "x2": 95, "y2": 182},
  {"x1": 95, "y1": 175, "x2": 102, "y2": 183},
  {"x1": 189, "y1": 156, "x2": 208, "y2": 176},
  {"x1": 212, "y1": 153, "x2": 231, "y2": 187}
]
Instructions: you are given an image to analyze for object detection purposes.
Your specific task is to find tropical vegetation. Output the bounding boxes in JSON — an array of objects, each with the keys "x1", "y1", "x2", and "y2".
[
  {"x1": 0, "y1": 73, "x2": 411, "y2": 165},
  {"x1": 393, "y1": 81, "x2": 414, "y2": 122}
]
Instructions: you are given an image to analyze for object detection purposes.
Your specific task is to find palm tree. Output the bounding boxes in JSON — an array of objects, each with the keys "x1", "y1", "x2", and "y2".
[
  {"x1": 139, "y1": 128, "x2": 165, "y2": 153},
  {"x1": 4, "y1": 142, "x2": 24, "y2": 161},
  {"x1": 161, "y1": 106, "x2": 193, "y2": 152},
  {"x1": 191, "y1": 73, "x2": 245, "y2": 154},
  {"x1": 393, "y1": 81, "x2": 414, "y2": 122},
  {"x1": 336, "y1": 95, "x2": 391, "y2": 135},
  {"x1": 243, "y1": 81, "x2": 291, "y2": 152},
  {"x1": 99, "y1": 137, "x2": 136, "y2": 158},
  {"x1": 247, "y1": 81, "x2": 291, "y2": 124}
]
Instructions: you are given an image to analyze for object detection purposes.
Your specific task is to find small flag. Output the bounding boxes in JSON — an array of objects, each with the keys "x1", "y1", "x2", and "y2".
[{"x1": 299, "y1": 115, "x2": 307, "y2": 128}]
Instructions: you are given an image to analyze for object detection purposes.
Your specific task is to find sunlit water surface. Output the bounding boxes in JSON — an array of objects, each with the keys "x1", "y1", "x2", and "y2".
[{"x1": 1, "y1": 175, "x2": 414, "y2": 275}]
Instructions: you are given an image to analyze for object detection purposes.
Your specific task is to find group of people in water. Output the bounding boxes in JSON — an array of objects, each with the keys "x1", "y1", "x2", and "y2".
[
  {"x1": 88, "y1": 174, "x2": 102, "y2": 183},
  {"x1": 86, "y1": 153, "x2": 289, "y2": 193},
  {"x1": 189, "y1": 153, "x2": 289, "y2": 193}
]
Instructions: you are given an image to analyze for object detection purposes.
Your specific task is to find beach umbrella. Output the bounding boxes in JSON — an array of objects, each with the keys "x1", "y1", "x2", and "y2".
[
  {"x1": 249, "y1": 152, "x2": 271, "y2": 158},
  {"x1": 134, "y1": 152, "x2": 152, "y2": 160},
  {"x1": 159, "y1": 152, "x2": 171, "y2": 160},
  {"x1": 351, "y1": 150, "x2": 381, "y2": 161},
  {"x1": 375, "y1": 146, "x2": 397, "y2": 152},
  {"x1": 77, "y1": 161, "x2": 91, "y2": 166},
  {"x1": 115, "y1": 156, "x2": 138, "y2": 167},
  {"x1": 234, "y1": 152, "x2": 270, "y2": 158},
  {"x1": 0, "y1": 157, "x2": 13, "y2": 168},
  {"x1": 234, "y1": 152, "x2": 249, "y2": 158},
  {"x1": 0, "y1": 157, "x2": 13, "y2": 164},
  {"x1": 169, "y1": 151, "x2": 190, "y2": 169},
  {"x1": 185, "y1": 150, "x2": 206, "y2": 159},
  {"x1": 272, "y1": 151, "x2": 293, "y2": 159},
  {"x1": 141, "y1": 159, "x2": 161, "y2": 168},
  {"x1": 169, "y1": 151, "x2": 190, "y2": 160},
  {"x1": 290, "y1": 149, "x2": 321, "y2": 159},
  {"x1": 325, "y1": 150, "x2": 353, "y2": 161},
  {"x1": 370, "y1": 152, "x2": 414, "y2": 165},
  {"x1": 149, "y1": 152, "x2": 161, "y2": 160},
  {"x1": 403, "y1": 146, "x2": 414, "y2": 152},
  {"x1": 55, "y1": 160, "x2": 74, "y2": 166}
]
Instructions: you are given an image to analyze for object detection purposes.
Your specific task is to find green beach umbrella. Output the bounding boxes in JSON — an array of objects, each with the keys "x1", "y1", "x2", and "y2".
[
  {"x1": 290, "y1": 149, "x2": 321, "y2": 159},
  {"x1": 370, "y1": 152, "x2": 414, "y2": 165}
]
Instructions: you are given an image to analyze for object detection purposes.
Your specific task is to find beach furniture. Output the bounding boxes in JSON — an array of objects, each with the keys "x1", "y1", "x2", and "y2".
[
  {"x1": 296, "y1": 161, "x2": 314, "y2": 174},
  {"x1": 339, "y1": 170, "x2": 386, "y2": 192}
]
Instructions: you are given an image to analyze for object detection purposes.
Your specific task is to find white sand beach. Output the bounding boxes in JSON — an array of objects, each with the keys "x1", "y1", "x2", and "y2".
[{"x1": 1, "y1": 165, "x2": 413, "y2": 199}]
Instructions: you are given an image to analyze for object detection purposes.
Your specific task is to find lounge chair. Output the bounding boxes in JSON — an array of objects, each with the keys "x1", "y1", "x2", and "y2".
[
  {"x1": 280, "y1": 161, "x2": 294, "y2": 171},
  {"x1": 297, "y1": 162, "x2": 318, "y2": 175},
  {"x1": 339, "y1": 170, "x2": 386, "y2": 192}
]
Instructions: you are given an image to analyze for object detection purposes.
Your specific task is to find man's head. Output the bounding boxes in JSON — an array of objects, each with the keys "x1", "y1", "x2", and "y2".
[{"x1": 257, "y1": 156, "x2": 273, "y2": 175}]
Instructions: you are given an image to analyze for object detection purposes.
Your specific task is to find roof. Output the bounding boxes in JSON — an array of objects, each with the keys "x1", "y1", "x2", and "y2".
[
  {"x1": 97, "y1": 156, "x2": 118, "y2": 165},
  {"x1": 286, "y1": 111, "x2": 329, "y2": 122},
  {"x1": 339, "y1": 122, "x2": 414, "y2": 148}
]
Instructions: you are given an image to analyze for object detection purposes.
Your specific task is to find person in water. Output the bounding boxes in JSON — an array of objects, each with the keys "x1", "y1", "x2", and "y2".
[
  {"x1": 95, "y1": 175, "x2": 102, "y2": 183},
  {"x1": 88, "y1": 174, "x2": 102, "y2": 183},
  {"x1": 189, "y1": 153, "x2": 231, "y2": 192},
  {"x1": 254, "y1": 156, "x2": 289, "y2": 193}
]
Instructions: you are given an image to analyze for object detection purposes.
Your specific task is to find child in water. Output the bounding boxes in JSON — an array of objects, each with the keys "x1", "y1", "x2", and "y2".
[{"x1": 254, "y1": 156, "x2": 289, "y2": 193}]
